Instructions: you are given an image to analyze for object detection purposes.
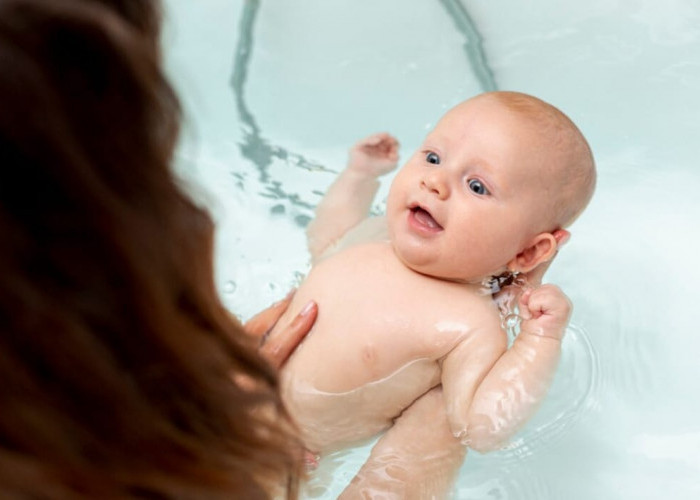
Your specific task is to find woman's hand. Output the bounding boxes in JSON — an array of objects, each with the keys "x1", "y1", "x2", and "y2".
[{"x1": 244, "y1": 291, "x2": 318, "y2": 370}]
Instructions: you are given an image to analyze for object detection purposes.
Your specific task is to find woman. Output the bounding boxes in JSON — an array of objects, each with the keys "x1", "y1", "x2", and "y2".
[{"x1": 0, "y1": 0, "x2": 314, "y2": 497}]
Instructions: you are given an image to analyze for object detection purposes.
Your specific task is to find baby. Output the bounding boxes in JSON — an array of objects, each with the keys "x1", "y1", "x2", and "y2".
[{"x1": 269, "y1": 91, "x2": 595, "y2": 494}]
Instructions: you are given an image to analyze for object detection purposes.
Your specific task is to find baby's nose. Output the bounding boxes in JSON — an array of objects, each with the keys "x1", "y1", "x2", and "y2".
[{"x1": 420, "y1": 171, "x2": 449, "y2": 199}]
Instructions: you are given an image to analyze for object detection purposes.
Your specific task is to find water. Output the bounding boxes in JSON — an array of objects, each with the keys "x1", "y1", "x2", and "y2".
[{"x1": 163, "y1": 1, "x2": 700, "y2": 498}]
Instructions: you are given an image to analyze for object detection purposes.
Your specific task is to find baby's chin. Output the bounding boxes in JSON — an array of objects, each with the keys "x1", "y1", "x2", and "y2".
[
  {"x1": 391, "y1": 250, "x2": 433, "y2": 278},
  {"x1": 387, "y1": 228, "x2": 497, "y2": 284},
  {"x1": 391, "y1": 245, "x2": 487, "y2": 284}
]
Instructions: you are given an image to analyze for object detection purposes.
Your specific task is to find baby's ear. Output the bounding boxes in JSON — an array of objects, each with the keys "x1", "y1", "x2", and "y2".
[{"x1": 508, "y1": 232, "x2": 559, "y2": 273}]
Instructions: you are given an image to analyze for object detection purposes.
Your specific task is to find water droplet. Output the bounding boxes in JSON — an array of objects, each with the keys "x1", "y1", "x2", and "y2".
[
  {"x1": 502, "y1": 313, "x2": 521, "y2": 343},
  {"x1": 223, "y1": 280, "x2": 237, "y2": 294}
]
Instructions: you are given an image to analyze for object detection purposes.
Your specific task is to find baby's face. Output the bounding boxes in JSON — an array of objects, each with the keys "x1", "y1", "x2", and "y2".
[{"x1": 386, "y1": 96, "x2": 556, "y2": 282}]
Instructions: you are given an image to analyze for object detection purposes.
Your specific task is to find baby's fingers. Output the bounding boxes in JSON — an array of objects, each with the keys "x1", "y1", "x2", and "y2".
[
  {"x1": 517, "y1": 288, "x2": 534, "y2": 320},
  {"x1": 361, "y1": 132, "x2": 389, "y2": 145},
  {"x1": 356, "y1": 132, "x2": 388, "y2": 148},
  {"x1": 518, "y1": 286, "x2": 571, "y2": 340},
  {"x1": 520, "y1": 285, "x2": 572, "y2": 329},
  {"x1": 359, "y1": 133, "x2": 398, "y2": 152}
]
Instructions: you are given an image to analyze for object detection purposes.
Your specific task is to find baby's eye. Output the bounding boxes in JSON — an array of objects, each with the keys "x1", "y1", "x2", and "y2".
[
  {"x1": 468, "y1": 179, "x2": 489, "y2": 195},
  {"x1": 425, "y1": 152, "x2": 440, "y2": 165}
]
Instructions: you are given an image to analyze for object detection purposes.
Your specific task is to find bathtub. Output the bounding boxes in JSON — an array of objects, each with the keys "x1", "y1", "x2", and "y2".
[{"x1": 164, "y1": 0, "x2": 700, "y2": 498}]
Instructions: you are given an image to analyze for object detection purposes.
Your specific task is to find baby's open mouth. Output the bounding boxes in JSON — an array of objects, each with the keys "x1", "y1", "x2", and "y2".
[{"x1": 410, "y1": 206, "x2": 443, "y2": 230}]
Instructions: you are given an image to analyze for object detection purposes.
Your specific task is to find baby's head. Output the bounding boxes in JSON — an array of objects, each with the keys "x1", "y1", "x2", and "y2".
[{"x1": 386, "y1": 91, "x2": 596, "y2": 282}]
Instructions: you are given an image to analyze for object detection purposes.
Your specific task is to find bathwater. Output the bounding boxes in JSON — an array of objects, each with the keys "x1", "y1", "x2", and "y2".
[{"x1": 163, "y1": 0, "x2": 700, "y2": 498}]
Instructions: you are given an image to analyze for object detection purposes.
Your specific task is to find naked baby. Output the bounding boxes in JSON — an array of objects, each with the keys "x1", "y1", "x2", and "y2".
[{"x1": 268, "y1": 91, "x2": 596, "y2": 497}]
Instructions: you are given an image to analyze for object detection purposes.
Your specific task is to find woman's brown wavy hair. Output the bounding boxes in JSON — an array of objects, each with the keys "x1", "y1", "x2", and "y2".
[{"x1": 0, "y1": 0, "x2": 301, "y2": 497}]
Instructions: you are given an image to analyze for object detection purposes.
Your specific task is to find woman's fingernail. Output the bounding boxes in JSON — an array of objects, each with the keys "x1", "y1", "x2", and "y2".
[{"x1": 300, "y1": 301, "x2": 316, "y2": 316}]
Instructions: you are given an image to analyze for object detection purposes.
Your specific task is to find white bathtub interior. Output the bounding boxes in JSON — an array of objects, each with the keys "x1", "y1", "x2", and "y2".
[{"x1": 163, "y1": 1, "x2": 700, "y2": 498}]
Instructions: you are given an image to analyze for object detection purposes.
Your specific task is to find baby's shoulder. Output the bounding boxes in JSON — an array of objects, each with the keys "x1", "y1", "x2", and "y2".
[
  {"x1": 319, "y1": 216, "x2": 388, "y2": 260},
  {"x1": 412, "y1": 286, "x2": 505, "y2": 357},
  {"x1": 420, "y1": 282, "x2": 503, "y2": 328},
  {"x1": 429, "y1": 279, "x2": 500, "y2": 310}
]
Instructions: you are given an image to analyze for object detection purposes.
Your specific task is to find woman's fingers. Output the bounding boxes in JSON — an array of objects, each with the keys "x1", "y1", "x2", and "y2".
[
  {"x1": 243, "y1": 290, "x2": 319, "y2": 369},
  {"x1": 259, "y1": 301, "x2": 318, "y2": 370},
  {"x1": 243, "y1": 291, "x2": 295, "y2": 339}
]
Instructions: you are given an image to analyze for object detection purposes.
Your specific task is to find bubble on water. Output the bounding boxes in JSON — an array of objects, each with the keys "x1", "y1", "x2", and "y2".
[
  {"x1": 483, "y1": 271, "x2": 529, "y2": 344},
  {"x1": 223, "y1": 280, "x2": 237, "y2": 294},
  {"x1": 472, "y1": 272, "x2": 599, "y2": 463},
  {"x1": 475, "y1": 323, "x2": 599, "y2": 465},
  {"x1": 502, "y1": 313, "x2": 522, "y2": 343}
]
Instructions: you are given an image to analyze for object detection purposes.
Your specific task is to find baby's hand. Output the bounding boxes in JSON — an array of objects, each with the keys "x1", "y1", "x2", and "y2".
[
  {"x1": 347, "y1": 132, "x2": 399, "y2": 177},
  {"x1": 518, "y1": 284, "x2": 572, "y2": 341}
]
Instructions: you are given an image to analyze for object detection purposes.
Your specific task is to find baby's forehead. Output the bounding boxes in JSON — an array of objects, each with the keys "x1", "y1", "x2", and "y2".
[
  {"x1": 446, "y1": 94, "x2": 568, "y2": 130},
  {"x1": 430, "y1": 101, "x2": 564, "y2": 157},
  {"x1": 437, "y1": 92, "x2": 594, "y2": 222}
]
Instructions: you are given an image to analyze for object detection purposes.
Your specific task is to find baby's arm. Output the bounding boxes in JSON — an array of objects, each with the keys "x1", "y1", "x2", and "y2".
[
  {"x1": 338, "y1": 387, "x2": 466, "y2": 500},
  {"x1": 443, "y1": 285, "x2": 571, "y2": 452},
  {"x1": 306, "y1": 133, "x2": 398, "y2": 262}
]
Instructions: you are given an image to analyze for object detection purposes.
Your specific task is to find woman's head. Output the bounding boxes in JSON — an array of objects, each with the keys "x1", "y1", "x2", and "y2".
[
  {"x1": 0, "y1": 0, "x2": 301, "y2": 496},
  {"x1": 82, "y1": 0, "x2": 163, "y2": 41}
]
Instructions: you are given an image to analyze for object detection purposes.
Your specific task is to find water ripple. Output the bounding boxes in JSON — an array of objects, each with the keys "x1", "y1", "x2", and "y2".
[
  {"x1": 453, "y1": 470, "x2": 553, "y2": 500},
  {"x1": 477, "y1": 324, "x2": 600, "y2": 465},
  {"x1": 230, "y1": 0, "x2": 334, "y2": 217},
  {"x1": 438, "y1": 0, "x2": 498, "y2": 91}
]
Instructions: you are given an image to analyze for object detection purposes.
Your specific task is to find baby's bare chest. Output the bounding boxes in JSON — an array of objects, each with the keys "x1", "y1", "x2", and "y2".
[{"x1": 284, "y1": 243, "x2": 499, "y2": 389}]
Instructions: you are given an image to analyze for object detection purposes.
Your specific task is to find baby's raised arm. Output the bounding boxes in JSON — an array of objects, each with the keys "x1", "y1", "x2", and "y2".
[
  {"x1": 443, "y1": 284, "x2": 571, "y2": 452},
  {"x1": 306, "y1": 133, "x2": 398, "y2": 262}
]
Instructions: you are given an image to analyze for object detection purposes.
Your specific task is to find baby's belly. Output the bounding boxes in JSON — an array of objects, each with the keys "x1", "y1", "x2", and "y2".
[{"x1": 282, "y1": 357, "x2": 441, "y2": 453}]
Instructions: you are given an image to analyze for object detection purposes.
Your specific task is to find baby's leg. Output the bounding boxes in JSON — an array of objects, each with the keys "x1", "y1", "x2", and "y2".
[{"x1": 338, "y1": 387, "x2": 466, "y2": 499}]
